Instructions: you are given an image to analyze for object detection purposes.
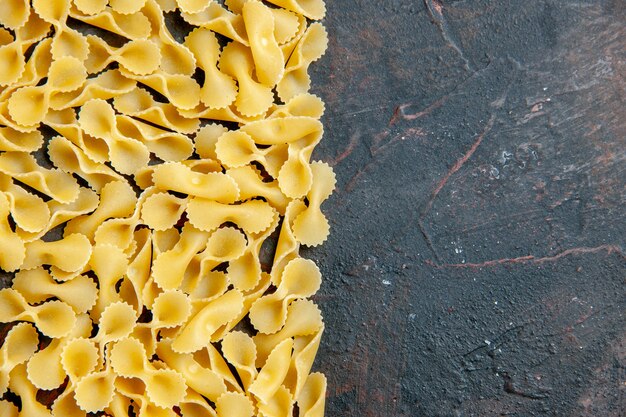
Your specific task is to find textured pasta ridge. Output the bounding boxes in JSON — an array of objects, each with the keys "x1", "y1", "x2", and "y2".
[{"x1": 0, "y1": 0, "x2": 332, "y2": 415}]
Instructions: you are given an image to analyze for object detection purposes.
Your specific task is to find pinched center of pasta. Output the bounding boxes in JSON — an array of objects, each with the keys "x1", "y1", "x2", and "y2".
[{"x1": 0, "y1": 0, "x2": 332, "y2": 416}]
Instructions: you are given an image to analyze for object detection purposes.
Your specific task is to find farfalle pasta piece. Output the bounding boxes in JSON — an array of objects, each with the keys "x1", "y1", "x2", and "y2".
[
  {"x1": 12, "y1": 267, "x2": 98, "y2": 313},
  {"x1": 60, "y1": 338, "x2": 99, "y2": 382},
  {"x1": 292, "y1": 161, "x2": 335, "y2": 246},
  {"x1": 110, "y1": 0, "x2": 148, "y2": 15},
  {"x1": 152, "y1": 290, "x2": 192, "y2": 328},
  {"x1": 249, "y1": 257, "x2": 321, "y2": 334},
  {"x1": 25, "y1": 313, "x2": 92, "y2": 391},
  {"x1": 115, "y1": 115, "x2": 194, "y2": 161},
  {"x1": 0, "y1": 0, "x2": 30, "y2": 30},
  {"x1": 179, "y1": 103, "x2": 265, "y2": 124},
  {"x1": 277, "y1": 127, "x2": 322, "y2": 198},
  {"x1": 8, "y1": 364, "x2": 55, "y2": 417},
  {"x1": 48, "y1": 135, "x2": 125, "y2": 192},
  {"x1": 297, "y1": 372, "x2": 327, "y2": 417},
  {"x1": 277, "y1": 22, "x2": 328, "y2": 101},
  {"x1": 179, "y1": 391, "x2": 220, "y2": 417},
  {"x1": 0, "y1": 400, "x2": 18, "y2": 417},
  {"x1": 113, "y1": 87, "x2": 200, "y2": 134},
  {"x1": 21, "y1": 233, "x2": 91, "y2": 273},
  {"x1": 253, "y1": 299, "x2": 322, "y2": 366},
  {"x1": 0, "y1": 288, "x2": 77, "y2": 338},
  {"x1": 171, "y1": 289, "x2": 244, "y2": 353},
  {"x1": 88, "y1": 244, "x2": 130, "y2": 320},
  {"x1": 93, "y1": 301, "x2": 137, "y2": 348},
  {"x1": 271, "y1": 7, "x2": 302, "y2": 45},
  {"x1": 177, "y1": 0, "x2": 211, "y2": 14},
  {"x1": 228, "y1": 166, "x2": 290, "y2": 215},
  {"x1": 85, "y1": 36, "x2": 161, "y2": 75},
  {"x1": 121, "y1": 70, "x2": 201, "y2": 110},
  {"x1": 0, "y1": 172, "x2": 50, "y2": 234},
  {"x1": 0, "y1": 152, "x2": 80, "y2": 203},
  {"x1": 44, "y1": 108, "x2": 109, "y2": 163},
  {"x1": 258, "y1": 385, "x2": 294, "y2": 417},
  {"x1": 240, "y1": 116, "x2": 323, "y2": 145},
  {"x1": 152, "y1": 162, "x2": 239, "y2": 202},
  {"x1": 15, "y1": 188, "x2": 98, "y2": 242},
  {"x1": 73, "y1": 366, "x2": 116, "y2": 412},
  {"x1": 7, "y1": 56, "x2": 87, "y2": 127},
  {"x1": 151, "y1": 223, "x2": 209, "y2": 290},
  {"x1": 267, "y1": 92, "x2": 325, "y2": 119},
  {"x1": 110, "y1": 337, "x2": 187, "y2": 408},
  {"x1": 284, "y1": 327, "x2": 323, "y2": 397},
  {"x1": 0, "y1": 127, "x2": 43, "y2": 152},
  {"x1": 243, "y1": 0, "x2": 285, "y2": 87},
  {"x1": 215, "y1": 130, "x2": 287, "y2": 177},
  {"x1": 0, "y1": 193, "x2": 26, "y2": 272},
  {"x1": 248, "y1": 337, "x2": 293, "y2": 404},
  {"x1": 32, "y1": 0, "x2": 89, "y2": 61},
  {"x1": 70, "y1": 6, "x2": 152, "y2": 40},
  {"x1": 185, "y1": 28, "x2": 238, "y2": 110},
  {"x1": 64, "y1": 181, "x2": 137, "y2": 242},
  {"x1": 119, "y1": 228, "x2": 153, "y2": 313},
  {"x1": 220, "y1": 41, "x2": 274, "y2": 117},
  {"x1": 141, "y1": 192, "x2": 186, "y2": 231},
  {"x1": 73, "y1": 0, "x2": 108, "y2": 15},
  {"x1": 49, "y1": 69, "x2": 137, "y2": 111},
  {"x1": 78, "y1": 99, "x2": 150, "y2": 175},
  {"x1": 195, "y1": 124, "x2": 227, "y2": 160},
  {"x1": 141, "y1": 0, "x2": 197, "y2": 76},
  {"x1": 156, "y1": 338, "x2": 227, "y2": 402},
  {"x1": 221, "y1": 331, "x2": 258, "y2": 391},
  {"x1": 187, "y1": 198, "x2": 277, "y2": 235},
  {"x1": 215, "y1": 392, "x2": 255, "y2": 417},
  {"x1": 0, "y1": 323, "x2": 39, "y2": 396},
  {"x1": 181, "y1": 2, "x2": 248, "y2": 45}
]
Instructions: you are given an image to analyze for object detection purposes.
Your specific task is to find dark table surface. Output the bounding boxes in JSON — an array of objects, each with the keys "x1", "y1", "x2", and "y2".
[{"x1": 306, "y1": 1, "x2": 626, "y2": 416}]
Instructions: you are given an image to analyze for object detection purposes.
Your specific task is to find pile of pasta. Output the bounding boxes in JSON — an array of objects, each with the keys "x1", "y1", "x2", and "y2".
[{"x1": 0, "y1": 0, "x2": 332, "y2": 416}]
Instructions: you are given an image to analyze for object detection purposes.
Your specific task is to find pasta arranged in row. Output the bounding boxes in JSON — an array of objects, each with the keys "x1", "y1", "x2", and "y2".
[{"x1": 0, "y1": 0, "x2": 331, "y2": 416}]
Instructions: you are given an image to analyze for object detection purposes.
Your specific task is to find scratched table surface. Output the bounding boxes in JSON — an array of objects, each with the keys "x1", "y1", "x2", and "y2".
[{"x1": 306, "y1": 1, "x2": 626, "y2": 416}]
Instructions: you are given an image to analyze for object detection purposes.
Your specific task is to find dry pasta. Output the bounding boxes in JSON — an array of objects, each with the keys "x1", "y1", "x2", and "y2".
[{"x1": 0, "y1": 0, "x2": 333, "y2": 415}]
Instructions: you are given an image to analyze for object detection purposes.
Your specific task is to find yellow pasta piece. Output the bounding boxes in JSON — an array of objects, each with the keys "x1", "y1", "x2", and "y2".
[
  {"x1": 116, "y1": 115, "x2": 194, "y2": 161},
  {"x1": 152, "y1": 162, "x2": 239, "y2": 202},
  {"x1": 177, "y1": 0, "x2": 211, "y2": 14},
  {"x1": 12, "y1": 267, "x2": 98, "y2": 313},
  {"x1": 156, "y1": 338, "x2": 227, "y2": 402},
  {"x1": 271, "y1": 8, "x2": 301, "y2": 45},
  {"x1": 283, "y1": 328, "x2": 323, "y2": 397},
  {"x1": 142, "y1": 0, "x2": 197, "y2": 76},
  {"x1": 181, "y1": 2, "x2": 248, "y2": 45},
  {"x1": 152, "y1": 289, "x2": 192, "y2": 328},
  {"x1": 121, "y1": 69, "x2": 201, "y2": 110},
  {"x1": 0, "y1": 173, "x2": 50, "y2": 235},
  {"x1": 215, "y1": 392, "x2": 255, "y2": 417},
  {"x1": 113, "y1": 87, "x2": 200, "y2": 134},
  {"x1": 240, "y1": 116, "x2": 323, "y2": 146},
  {"x1": 221, "y1": 331, "x2": 258, "y2": 390},
  {"x1": 272, "y1": 200, "x2": 305, "y2": 287},
  {"x1": 267, "y1": 92, "x2": 325, "y2": 119},
  {"x1": 265, "y1": 0, "x2": 325, "y2": 20},
  {"x1": 73, "y1": 367, "x2": 116, "y2": 412},
  {"x1": 156, "y1": 0, "x2": 177, "y2": 12},
  {"x1": 79, "y1": 99, "x2": 150, "y2": 175},
  {"x1": 141, "y1": 192, "x2": 187, "y2": 231},
  {"x1": 215, "y1": 130, "x2": 288, "y2": 177},
  {"x1": 88, "y1": 244, "x2": 130, "y2": 320},
  {"x1": 8, "y1": 364, "x2": 54, "y2": 417},
  {"x1": 179, "y1": 103, "x2": 264, "y2": 125},
  {"x1": 152, "y1": 223, "x2": 209, "y2": 290},
  {"x1": 185, "y1": 28, "x2": 238, "y2": 110},
  {"x1": 0, "y1": 126, "x2": 43, "y2": 152},
  {"x1": 292, "y1": 161, "x2": 335, "y2": 246},
  {"x1": 179, "y1": 390, "x2": 220, "y2": 417},
  {"x1": 243, "y1": 0, "x2": 285, "y2": 87},
  {"x1": 228, "y1": 166, "x2": 290, "y2": 215},
  {"x1": 277, "y1": 22, "x2": 328, "y2": 101},
  {"x1": 171, "y1": 289, "x2": 244, "y2": 353},
  {"x1": 253, "y1": 299, "x2": 322, "y2": 366},
  {"x1": 110, "y1": 337, "x2": 187, "y2": 408},
  {"x1": 94, "y1": 301, "x2": 138, "y2": 345},
  {"x1": 249, "y1": 257, "x2": 321, "y2": 334},
  {"x1": 248, "y1": 337, "x2": 293, "y2": 404},
  {"x1": 0, "y1": 193, "x2": 26, "y2": 272},
  {"x1": 49, "y1": 69, "x2": 137, "y2": 111},
  {"x1": 183, "y1": 270, "x2": 229, "y2": 304},
  {"x1": 194, "y1": 123, "x2": 227, "y2": 159},
  {"x1": 22, "y1": 233, "x2": 92, "y2": 273},
  {"x1": 71, "y1": 7, "x2": 152, "y2": 40},
  {"x1": 0, "y1": 288, "x2": 77, "y2": 338},
  {"x1": 296, "y1": 372, "x2": 327, "y2": 417},
  {"x1": 0, "y1": 0, "x2": 30, "y2": 30},
  {"x1": 60, "y1": 338, "x2": 99, "y2": 382},
  {"x1": 25, "y1": 313, "x2": 92, "y2": 390},
  {"x1": 73, "y1": 0, "x2": 107, "y2": 16},
  {"x1": 121, "y1": 228, "x2": 153, "y2": 313},
  {"x1": 85, "y1": 36, "x2": 161, "y2": 75},
  {"x1": 32, "y1": 0, "x2": 89, "y2": 62},
  {"x1": 44, "y1": 109, "x2": 108, "y2": 163},
  {"x1": 258, "y1": 385, "x2": 294, "y2": 417},
  {"x1": 220, "y1": 40, "x2": 274, "y2": 117},
  {"x1": 0, "y1": 400, "x2": 18, "y2": 417},
  {"x1": 7, "y1": 55, "x2": 87, "y2": 127},
  {"x1": 48, "y1": 135, "x2": 125, "y2": 192},
  {"x1": 0, "y1": 323, "x2": 39, "y2": 396},
  {"x1": 277, "y1": 128, "x2": 322, "y2": 198},
  {"x1": 187, "y1": 198, "x2": 277, "y2": 234}
]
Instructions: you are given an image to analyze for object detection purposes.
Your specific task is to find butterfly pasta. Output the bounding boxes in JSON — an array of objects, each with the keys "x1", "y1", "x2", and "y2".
[{"x1": 0, "y1": 0, "x2": 334, "y2": 415}]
